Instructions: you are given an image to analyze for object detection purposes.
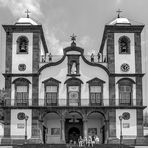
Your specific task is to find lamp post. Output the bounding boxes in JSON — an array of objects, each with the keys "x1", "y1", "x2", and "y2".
[
  {"x1": 119, "y1": 115, "x2": 123, "y2": 147},
  {"x1": 24, "y1": 115, "x2": 29, "y2": 143}
]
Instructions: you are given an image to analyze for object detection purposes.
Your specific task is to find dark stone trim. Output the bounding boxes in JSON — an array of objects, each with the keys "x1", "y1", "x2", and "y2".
[
  {"x1": 109, "y1": 77, "x2": 115, "y2": 106},
  {"x1": 4, "y1": 109, "x2": 11, "y2": 137},
  {"x1": 87, "y1": 77, "x2": 105, "y2": 84},
  {"x1": 39, "y1": 46, "x2": 110, "y2": 75},
  {"x1": 5, "y1": 76, "x2": 11, "y2": 102},
  {"x1": 110, "y1": 73, "x2": 145, "y2": 77},
  {"x1": 12, "y1": 77, "x2": 31, "y2": 84},
  {"x1": 136, "y1": 77, "x2": 143, "y2": 105},
  {"x1": 42, "y1": 77, "x2": 61, "y2": 84},
  {"x1": 64, "y1": 77, "x2": 83, "y2": 84},
  {"x1": 105, "y1": 25, "x2": 144, "y2": 33},
  {"x1": 5, "y1": 32, "x2": 13, "y2": 73},
  {"x1": 67, "y1": 74, "x2": 81, "y2": 77},
  {"x1": 116, "y1": 78, "x2": 135, "y2": 84},
  {"x1": 3, "y1": 73, "x2": 40, "y2": 77},
  {"x1": 32, "y1": 76, "x2": 39, "y2": 106},
  {"x1": 135, "y1": 33, "x2": 142, "y2": 73},
  {"x1": 33, "y1": 33, "x2": 40, "y2": 72},
  {"x1": 137, "y1": 109, "x2": 144, "y2": 136},
  {"x1": 108, "y1": 109, "x2": 116, "y2": 137},
  {"x1": 2, "y1": 105, "x2": 146, "y2": 110},
  {"x1": 107, "y1": 33, "x2": 115, "y2": 73}
]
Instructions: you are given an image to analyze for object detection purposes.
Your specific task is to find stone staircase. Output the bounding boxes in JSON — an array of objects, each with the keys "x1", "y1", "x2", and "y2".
[{"x1": 12, "y1": 144, "x2": 135, "y2": 148}]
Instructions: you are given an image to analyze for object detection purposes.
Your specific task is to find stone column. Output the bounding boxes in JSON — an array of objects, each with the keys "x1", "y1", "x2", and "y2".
[
  {"x1": 104, "y1": 119, "x2": 109, "y2": 144},
  {"x1": 60, "y1": 118, "x2": 65, "y2": 143},
  {"x1": 83, "y1": 117, "x2": 88, "y2": 138}
]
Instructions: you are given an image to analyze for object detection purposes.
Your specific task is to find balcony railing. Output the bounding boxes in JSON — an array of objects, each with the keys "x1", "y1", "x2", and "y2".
[
  {"x1": 40, "y1": 54, "x2": 107, "y2": 64},
  {"x1": 1, "y1": 98, "x2": 143, "y2": 107}
]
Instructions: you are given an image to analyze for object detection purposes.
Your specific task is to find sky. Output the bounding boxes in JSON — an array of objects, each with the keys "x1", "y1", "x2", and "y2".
[{"x1": 0, "y1": 0, "x2": 148, "y2": 111}]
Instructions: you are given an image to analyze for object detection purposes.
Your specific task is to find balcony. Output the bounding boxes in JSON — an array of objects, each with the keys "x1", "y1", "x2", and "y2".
[
  {"x1": 39, "y1": 54, "x2": 107, "y2": 67},
  {"x1": 1, "y1": 98, "x2": 143, "y2": 108}
]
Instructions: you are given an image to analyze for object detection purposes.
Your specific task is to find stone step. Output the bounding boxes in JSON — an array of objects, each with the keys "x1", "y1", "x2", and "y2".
[{"x1": 14, "y1": 144, "x2": 134, "y2": 148}]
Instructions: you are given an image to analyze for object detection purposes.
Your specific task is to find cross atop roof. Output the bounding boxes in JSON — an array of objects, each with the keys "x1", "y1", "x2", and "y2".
[
  {"x1": 25, "y1": 9, "x2": 31, "y2": 18},
  {"x1": 70, "y1": 33, "x2": 77, "y2": 42},
  {"x1": 116, "y1": 9, "x2": 122, "y2": 18}
]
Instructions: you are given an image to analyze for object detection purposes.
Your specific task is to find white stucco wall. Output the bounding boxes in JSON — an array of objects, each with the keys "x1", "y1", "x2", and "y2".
[
  {"x1": 11, "y1": 109, "x2": 32, "y2": 139},
  {"x1": 114, "y1": 33, "x2": 135, "y2": 73},
  {"x1": 12, "y1": 33, "x2": 33, "y2": 73},
  {"x1": 0, "y1": 123, "x2": 4, "y2": 136},
  {"x1": 39, "y1": 55, "x2": 109, "y2": 106},
  {"x1": 11, "y1": 77, "x2": 32, "y2": 106},
  {"x1": 116, "y1": 109, "x2": 137, "y2": 139}
]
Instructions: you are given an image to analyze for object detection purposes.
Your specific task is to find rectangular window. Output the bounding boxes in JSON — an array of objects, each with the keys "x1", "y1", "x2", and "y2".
[
  {"x1": 16, "y1": 86, "x2": 28, "y2": 106},
  {"x1": 90, "y1": 86, "x2": 102, "y2": 105},
  {"x1": 119, "y1": 86, "x2": 131, "y2": 105},
  {"x1": 45, "y1": 86, "x2": 57, "y2": 105},
  {"x1": 68, "y1": 86, "x2": 79, "y2": 106}
]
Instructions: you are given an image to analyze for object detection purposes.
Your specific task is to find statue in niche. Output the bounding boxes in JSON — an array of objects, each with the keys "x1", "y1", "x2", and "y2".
[{"x1": 71, "y1": 62, "x2": 77, "y2": 74}]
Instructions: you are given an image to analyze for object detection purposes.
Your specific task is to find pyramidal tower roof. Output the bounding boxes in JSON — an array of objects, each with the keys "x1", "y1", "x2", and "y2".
[
  {"x1": 107, "y1": 9, "x2": 144, "y2": 26},
  {"x1": 15, "y1": 10, "x2": 38, "y2": 25},
  {"x1": 15, "y1": 17, "x2": 38, "y2": 25}
]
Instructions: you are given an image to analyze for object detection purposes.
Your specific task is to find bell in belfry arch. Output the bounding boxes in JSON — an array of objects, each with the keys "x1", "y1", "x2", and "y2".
[{"x1": 20, "y1": 42, "x2": 26, "y2": 51}]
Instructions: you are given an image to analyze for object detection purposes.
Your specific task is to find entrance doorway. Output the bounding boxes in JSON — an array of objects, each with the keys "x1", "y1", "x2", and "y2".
[
  {"x1": 65, "y1": 112, "x2": 83, "y2": 143},
  {"x1": 68, "y1": 127, "x2": 80, "y2": 143}
]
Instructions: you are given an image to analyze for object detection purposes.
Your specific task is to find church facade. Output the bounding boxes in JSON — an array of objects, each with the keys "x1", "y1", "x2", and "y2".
[{"x1": 0, "y1": 14, "x2": 146, "y2": 145}]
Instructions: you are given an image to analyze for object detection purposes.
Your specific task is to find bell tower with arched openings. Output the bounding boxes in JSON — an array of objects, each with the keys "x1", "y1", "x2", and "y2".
[
  {"x1": 2, "y1": 12, "x2": 48, "y2": 140},
  {"x1": 100, "y1": 12, "x2": 145, "y2": 142}
]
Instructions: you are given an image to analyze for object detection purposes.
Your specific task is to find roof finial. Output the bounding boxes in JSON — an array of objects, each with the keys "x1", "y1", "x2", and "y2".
[
  {"x1": 116, "y1": 9, "x2": 122, "y2": 18},
  {"x1": 25, "y1": 9, "x2": 31, "y2": 18},
  {"x1": 70, "y1": 33, "x2": 77, "y2": 46}
]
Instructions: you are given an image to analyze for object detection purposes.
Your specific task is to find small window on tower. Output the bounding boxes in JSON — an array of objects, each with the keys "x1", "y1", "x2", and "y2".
[
  {"x1": 119, "y1": 36, "x2": 130, "y2": 54},
  {"x1": 17, "y1": 36, "x2": 29, "y2": 54}
]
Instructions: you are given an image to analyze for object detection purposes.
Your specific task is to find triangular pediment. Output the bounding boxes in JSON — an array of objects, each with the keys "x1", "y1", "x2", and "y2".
[
  {"x1": 87, "y1": 77, "x2": 105, "y2": 84},
  {"x1": 42, "y1": 77, "x2": 61, "y2": 84}
]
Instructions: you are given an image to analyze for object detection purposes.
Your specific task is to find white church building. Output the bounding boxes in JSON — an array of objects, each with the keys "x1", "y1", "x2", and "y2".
[{"x1": 0, "y1": 13, "x2": 146, "y2": 145}]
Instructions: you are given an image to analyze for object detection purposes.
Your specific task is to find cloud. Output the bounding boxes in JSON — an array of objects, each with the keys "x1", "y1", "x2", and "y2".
[
  {"x1": 116, "y1": 0, "x2": 122, "y2": 5},
  {"x1": 44, "y1": 27, "x2": 70, "y2": 55},
  {"x1": 0, "y1": 0, "x2": 42, "y2": 17},
  {"x1": 79, "y1": 36, "x2": 97, "y2": 55}
]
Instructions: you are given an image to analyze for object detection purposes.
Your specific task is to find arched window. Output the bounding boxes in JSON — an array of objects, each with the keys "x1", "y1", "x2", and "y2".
[
  {"x1": 117, "y1": 78, "x2": 135, "y2": 106},
  {"x1": 119, "y1": 36, "x2": 130, "y2": 54},
  {"x1": 12, "y1": 78, "x2": 30, "y2": 106},
  {"x1": 17, "y1": 36, "x2": 29, "y2": 54}
]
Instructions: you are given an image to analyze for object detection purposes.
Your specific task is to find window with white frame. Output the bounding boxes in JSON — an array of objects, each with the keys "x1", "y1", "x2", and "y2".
[
  {"x1": 118, "y1": 78, "x2": 134, "y2": 105},
  {"x1": 119, "y1": 85, "x2": 132, "y2": 104},
  {"x1": 13, "y1": 78, "x2": 30, "y2": 106},
  {"x1": 68, "y1": 86, "x2": 79, "y2": 106},
  {"x1": 90, "y1": 86, "x2": 102, "y2": 104},
  {"x1": 45, "y1": 86, "x2": 58, "y2": 105}
]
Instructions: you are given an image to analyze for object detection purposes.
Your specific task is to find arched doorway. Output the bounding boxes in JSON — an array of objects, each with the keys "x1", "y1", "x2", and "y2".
[
  {"x1": 87, "y1": 111, "x2": 106, "y2": 144},
  {"x1": 65, "y1": 112, "x2": 83, "y2": 143},
  {"x1": 42, "y1": 112, "x2": 61, "y2": 144},
  {"x1": 68, "y1": 127, "x2": 80, "y2": 143}
]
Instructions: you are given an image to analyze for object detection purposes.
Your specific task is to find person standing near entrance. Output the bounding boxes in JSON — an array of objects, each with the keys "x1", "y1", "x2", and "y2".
[
  {"x1": 87, "y1": 136, "x2": 93, "y2": 147},
  {"x1": 78, "y1": 136, "x2": 83, "y2": 147}
]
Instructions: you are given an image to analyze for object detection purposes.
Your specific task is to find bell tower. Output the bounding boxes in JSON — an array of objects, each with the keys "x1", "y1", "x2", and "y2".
[
  {"x1": 100, "y1": 12, "x2": 145, "y2": 140},
  {"x1": 2, "y1": 13, "x2": 48, "y2": 139}
]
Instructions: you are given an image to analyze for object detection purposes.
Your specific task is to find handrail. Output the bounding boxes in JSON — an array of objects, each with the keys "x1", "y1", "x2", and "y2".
[{"x1": 1, "y1": 98, "x2": 143, "y2": 107}]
